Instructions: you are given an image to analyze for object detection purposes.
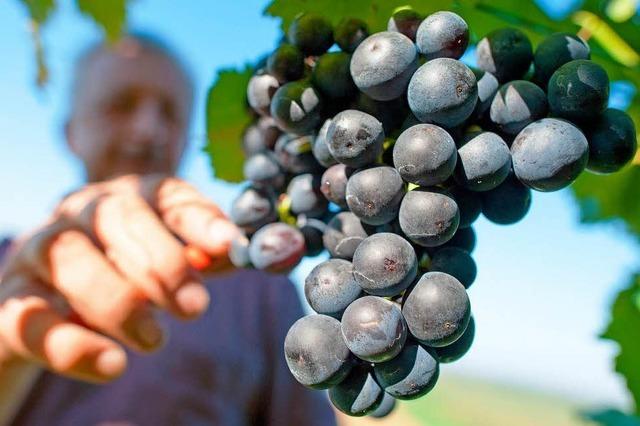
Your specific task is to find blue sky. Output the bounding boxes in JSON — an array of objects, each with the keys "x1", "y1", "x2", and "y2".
[{"x1": 0, "y1": 0, "x2": 638, "y2": 410}]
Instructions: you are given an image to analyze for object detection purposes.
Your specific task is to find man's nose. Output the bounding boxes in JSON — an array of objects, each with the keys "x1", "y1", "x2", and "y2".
[{"x1": 130, "y1": 98, "x2": 169, "y2": 145}]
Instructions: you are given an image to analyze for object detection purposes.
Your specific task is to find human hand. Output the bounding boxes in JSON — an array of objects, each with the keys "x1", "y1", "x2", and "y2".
[{"x1": 0, "y1": 174, "x2": 239, "y2": 383}]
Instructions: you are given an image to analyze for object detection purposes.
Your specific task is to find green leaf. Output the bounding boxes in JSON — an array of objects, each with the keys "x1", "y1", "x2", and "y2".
[
  {"x1": 265, "y1": 0, "x2": 452, "y2": 33},
  {"x1": 18, "y1": 0, "x2": 56, "y2": 24},
  {"x1": 75, "y1": 0, "x2": 129, "y2": 41},
  {"x1": 17, "y1": 0, "x2": 56, "y2": 86},
  {"x1": 584, "y1": 408, "x2": 640, "y2": 426},
  {"x1": 601, "y1": 275, "x2": 640, "y2": 414},
  {"x1": 581, "y1": 0, "x2": 640, "y2": 55},
  {"x1": 570, "y1": 165, "x2": 640, "y2": 239},
  {"x1": 264, "y1": 0, "x2": 575, "y2": 42},
  {"x1": 205, "y1": 66, "x2": 254, "y2": 183}
]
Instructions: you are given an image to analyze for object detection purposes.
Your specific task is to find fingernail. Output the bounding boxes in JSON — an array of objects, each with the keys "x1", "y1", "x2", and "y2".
[
  {"x1": 175, "y1": 282, "x2": 210, "y2": 318},
  {"x1": 208, "y1": 219, "x2": 241, "y2": 248},
  {"x1": 95, "y1": 347, "x2": 127, "y2": 378},
  {"x1": 130, "y1": 315, "x2": 164, "y2": 350}
]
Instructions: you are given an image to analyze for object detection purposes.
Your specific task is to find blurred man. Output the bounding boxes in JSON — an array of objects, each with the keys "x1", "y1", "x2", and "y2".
[{"x1": 0, "y1": 34, "x2": 336, "y2": 426}]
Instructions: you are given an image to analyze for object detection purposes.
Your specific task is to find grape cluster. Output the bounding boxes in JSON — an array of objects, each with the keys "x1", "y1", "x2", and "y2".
[{"x1": 230, "y1": 7, "x2": 637, "y2": 418}]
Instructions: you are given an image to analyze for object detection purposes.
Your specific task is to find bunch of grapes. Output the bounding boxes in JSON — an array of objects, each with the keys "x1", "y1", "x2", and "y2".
[{"x1": 228, "y1": 7, "x2": 637, "y2": 418}]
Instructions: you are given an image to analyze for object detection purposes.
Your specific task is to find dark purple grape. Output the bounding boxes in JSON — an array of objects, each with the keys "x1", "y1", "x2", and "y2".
[
  {"x1": 471, "y1": 68, "x2": 499, "y2": 119},
  {"x1": 284, "y1": 314, "x2": 355, "y2": 389},
  {"x1": 476, "y1": 28, "x2": 533, "y2": 83},
  {"x1": 320, "y1": 164, "x2": 352, "y2": 209},
  {"x1": 481, "y1": 172, "x2": 532, "y2": 225},
  {"x1": 454, "y1": 132, "x2": 511, "y2": 191},
  {"x1": 416, "y1": 11, "x2": 468, "y2": 60},
  {"x1": 242, "y1": 116, "x2": 281, "y2": 156},
  {"x1": 489, "y1": 80, "x2": 548, "y2": 136},
  {"x1": 352, "y1": 233, "x2": 417, "y2": 297},
  {"x1": 373, "y1": 341, "x2": 439, "y2": 400},
  {"x1": 440, "y1": 226, "x2": 476, "y2": 253},
  {"x1": 305, "y1": 259, "x2": 363, "y2": 318},
  {"x1": 247, "y1": 70, "x2": 280, "y2": 116},
  {"x1": 287, "y1": 13, "x2": 334, "y2": 56},
  {"x1": 287, "y1": 174, "x2": 328, "y2": 218},
  {"x1": 312, "y1": 119, "x2": 337, "y2": 168},
  {"x1": 447, "y1": 186, "x2": 482, "y2": 229},
  {"x1": 243, "y1": 151, "x2": 285, "y2": 190},
  {"x1": 323, "y1": 212, "x2": 368, "y2": 260},
  {"x1": 248, "y1": 223, "x2": 305, "y2": 272},
  {"x1": 341, "y1": 296, "x2": 407, "y2": 362},
  {"x1": 548, "y1": 59, "x2": 609, "y2": 123},
  {"x1": 393, "y1": 124, "x2": 457, "y2": 186},
  {"x1": 387, "y1": 8, "x2": 422, "y2": 41},
  {"x1": 230, "y1": 187, "x2": 277, "y2": 234},
  {"x1": 229, "y1": 233, "x2": 251, "y2": 268},
  {"x1": 361, "y1": 218, "x2": 405, "y2": 240},
  {"x1": 298, "y1": 217, "x2": 328, "y2": 257},
  {"x1": 335, "y1": 18, "x2": 369, "y2": 53},
  {"x1": 312, "y1": 52, "x2": 357, "y2": 100},
  {"x1": 346, "y1": 166, "x2": 405, "y2": 226},
  {"x1": 408, "y1": 58, "x2": 477, "y2": 127},
  {"x1": 274, "y1": 134, "x2": 323, "y2": 174},
  {"x1": 351, "y1": 93, "x2": 409, "y2": 135},
  {"x1": 533, "y1": 32, "x2": 590, "y2": 87},
  {"x1": 399, "y1": 188, "x2": 459, "y2": 247},
  {"x1": 329, "y1": 365, "x2": 384, "y2": 417},
  {"x1": 350, "y1": 31, "x2": 418, "y2": 101},
  {"x1": 266, "y1": 44, "x2": 305, "y2": 84},
  {"x1": 429, "y1": 247, "x2": 477, "y2": 289},
  {"x1": 585, "y1": 108, "x2": 637, "y2": 174},
  {"x1": 326, "y1": 109, "x2": 385, "y2": 168},
  {"x1": 369, "y1": 393, "x2": 396, "y2": 418},
  {"x1": 270, "y1": 82, "x2": 323, "y2": 135},
  {"x1": 435, "y1": 316, "x2": 475, "y2": 363},
  {"x1": 402, "y1": 271, "x2": 471, "y2": 347},
  {"x1": 511, "y1": 118, "x2": 588, "y2": 192}
]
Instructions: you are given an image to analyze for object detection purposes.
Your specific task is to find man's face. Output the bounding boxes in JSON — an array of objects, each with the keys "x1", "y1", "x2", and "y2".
[{"x1": 67, "y1": 39, "x2": 192, "y2": 182}]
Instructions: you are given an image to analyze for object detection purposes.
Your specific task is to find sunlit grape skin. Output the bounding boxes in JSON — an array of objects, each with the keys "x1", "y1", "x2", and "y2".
[
  {"x1": 284, "y1": 314, "x2": 355, "y2": 389},
  {"x1": 511, "y1": 118, "x2": 588, "y2": 192},
  {"x1": 407, "y1": 58, "x2": 477, "y2": 128},
  {"x1": 350, "y1": 31, "x2": 418, "y2": 101},
  {"x1": 402, "y1": 272, "x2": 471, "y2": 347},
  {"x1": 305, "y1": 259, "x2": 363, "y2": 319},
  {"x1": 373, "y1": 340, "x2": 440, "y2": 400},
  {"x1": 352, "y1": 233, "x2": 417, "y2": 297},
  {"x1": 345, "y1": 166, "x2": 405, "y2": 226},
  {"x1": 341, "y1": 296, "x2": 408, "y2": 363}
]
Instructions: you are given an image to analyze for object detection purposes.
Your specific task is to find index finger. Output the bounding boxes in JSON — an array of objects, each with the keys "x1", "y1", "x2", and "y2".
[{"x1": 139, "y1": 176, "x2": 240, "y2": 262}]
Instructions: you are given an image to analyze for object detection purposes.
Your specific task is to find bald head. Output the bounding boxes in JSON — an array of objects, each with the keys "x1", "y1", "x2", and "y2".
[{"x1": 66, "y1": 35, "x2": 194, "y2": 182}]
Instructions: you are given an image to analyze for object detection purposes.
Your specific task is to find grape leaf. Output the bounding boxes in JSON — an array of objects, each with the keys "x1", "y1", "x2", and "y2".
[
  {"x1": 17, "y1": 0, "x2": 56, "y2": 86},
  {"x1": 264, "y1": 0, "x2": 452, "y2": 33},
  {"x1": 18, "y1": 0, "x2": 55, "y2": 23},
  {"x1": 76, "y1": 0, "x2": 129, "y2": 41},
  {"x1": 264, "y1": 0, "x2": 575, "y2": 41},
  {"x1": 571, "y1": 166, "x2": 640, "y2": 239},
  {"x1": 584, "y1": 409, "x2": 640, "y2": 426},
  {"x1": 581, "y1": 0, "x2": 640, "y2": 54},
  {"x1": 600, "y1": 275, "x2": 640, "y2": 414},
  {"x1": 205, "y1": 66, "x2": 254, "y2": 183}
]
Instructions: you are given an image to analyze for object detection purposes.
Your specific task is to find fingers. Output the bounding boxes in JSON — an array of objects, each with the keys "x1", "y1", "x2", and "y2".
[
  {"x1": 57, "y1": 174, "x2": 239, "y2": 272},
  {"x1": 0, "y1": 276, "x2": 127, "y2": 383},
  {"x1": 144, "y1": 176, "x2": 240, "y2": 267},
  {"x1": 15, "y1": 225, "x2": 165, "y2": 353},
  {"x1": 75, "y1": 192, "x2": 209, "y2": 319}
]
